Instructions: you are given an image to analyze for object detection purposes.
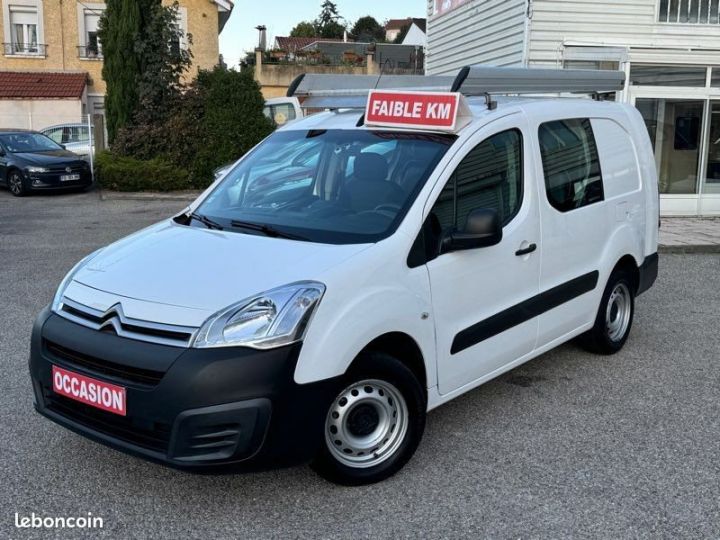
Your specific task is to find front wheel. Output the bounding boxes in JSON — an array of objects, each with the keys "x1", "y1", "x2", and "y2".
[
  {"x1": 8, "y1": 171, "x2": 27, "y2": 197},
  {"x1": 579, "y1": 270, "x2": 635, "y2": 354},
  {"x1": 311, "y1": 352, "x2": 426, "y2": 485}
]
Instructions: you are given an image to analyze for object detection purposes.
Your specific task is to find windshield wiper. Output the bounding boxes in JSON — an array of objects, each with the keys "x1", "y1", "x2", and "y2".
[
  {"x1": 189, "y1": 212, "x2": 224, "y2": 230},
  {"x1": 230, "y1": 220, "x2": 307, "y2": 241}
]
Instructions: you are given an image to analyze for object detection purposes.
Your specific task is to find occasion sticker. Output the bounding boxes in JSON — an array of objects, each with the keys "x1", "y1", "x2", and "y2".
[{"x1": 52, "y1": 365, "x2": 126, "y2": 416}]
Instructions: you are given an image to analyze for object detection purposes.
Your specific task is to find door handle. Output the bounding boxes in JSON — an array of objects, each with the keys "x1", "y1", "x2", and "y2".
[{"x1": 515, "y1": 243, "x2": 537, "y2": 256}]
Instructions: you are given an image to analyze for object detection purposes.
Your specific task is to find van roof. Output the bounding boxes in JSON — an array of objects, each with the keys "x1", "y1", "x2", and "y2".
[{"x1": 280, "y1": 96, "x2": 629, "y2": 134}]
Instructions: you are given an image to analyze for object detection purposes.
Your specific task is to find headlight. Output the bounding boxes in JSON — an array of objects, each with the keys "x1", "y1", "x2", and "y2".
[
  {"x1": 51, "y1": 250, "x2": 103, "y2": 313},
  {"x1": 192, "y1": 282, "x2": 325, "y2": 349},
  {"x1": 26, "y1": 166, "x2": 49, "y2": 173}
]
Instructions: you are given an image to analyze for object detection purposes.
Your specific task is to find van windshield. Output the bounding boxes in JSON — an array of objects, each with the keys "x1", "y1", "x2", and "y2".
[{"x1": 195, "y1": 129, "x2": 455, "y2": 244}]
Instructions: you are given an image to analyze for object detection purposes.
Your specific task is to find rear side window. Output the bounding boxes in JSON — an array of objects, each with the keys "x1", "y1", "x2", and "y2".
[
  {"x1": 539, "y1": 118, "x2": 604, "y2": 212},
  {"x1": 590, "y1": 119, "x2": 640, "y2": 199},
  {"x1": 431, "y1": 129, "x2": 523, "y2": 229}
]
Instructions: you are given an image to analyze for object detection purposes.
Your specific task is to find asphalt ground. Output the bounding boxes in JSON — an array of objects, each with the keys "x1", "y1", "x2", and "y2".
[{"x1": 1, "y1": 189, "x2": 719, "y2": 539}]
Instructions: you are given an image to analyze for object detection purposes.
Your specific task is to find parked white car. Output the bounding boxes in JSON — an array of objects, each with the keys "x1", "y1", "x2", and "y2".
[
  {"x1": 41, "y1": 123, "x2": 93, "y2": 161},
  {"x1": 263, "y1": 96, "x2": 303, "y2": 127},
  {"x1": 30, "y1": 67, "x2": 658, "y2": 486}
]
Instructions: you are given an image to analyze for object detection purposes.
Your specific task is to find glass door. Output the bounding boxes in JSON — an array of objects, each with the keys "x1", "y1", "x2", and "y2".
[
  {"x1": 700, "y1": 101, "x2": 720, "y2": 215},
  {"x1": 635, "y1": 97, "x2": 705, "y2": 214}
]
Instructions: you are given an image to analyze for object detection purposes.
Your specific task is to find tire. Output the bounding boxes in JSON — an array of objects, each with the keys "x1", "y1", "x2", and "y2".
[
  {"x1": 311, "y1": 352, "x2": 426, "y2": 486},
  {"x1": 579, "y1": 269, "x2": 635, "y2": 355},
  {"x1": 7, "y1": 170, "x2": 27, "y2": 197}
]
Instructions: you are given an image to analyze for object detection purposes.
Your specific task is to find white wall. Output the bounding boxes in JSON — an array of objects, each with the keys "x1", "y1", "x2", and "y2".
[
  {"x1": 402, "y1": 23, "x2": 427, "y2": 47},
  {"x1": 426, "y1": 0, "x2": 528, "y2": 75},
  {"x1": 528, "y1": 0, "x2": 720, "y2": 66},
  {"x1": 0, "y1": 99, "x2": 83, "y2": 130}
]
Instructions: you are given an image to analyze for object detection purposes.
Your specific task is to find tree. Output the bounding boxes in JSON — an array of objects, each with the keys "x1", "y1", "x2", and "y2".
[
  {"x1": 98, "y1": 0, "x2": 150, "y2": 143},
  {"x1": 318, "y1": 20, "x2": 345, "y2": 39},
  {"x1": 134, "y1": 2, "x2": 192, "y2": 124},
  {"x1": 317, "y1": 0, "x2": 340, "y2": 26},
  {"x1": 351, "y1": 16, "x2": 385, "y2": 42},
  {"x1": 315, "y1": 0, "x2": 345, "y2": 39},
  {"x1": 189, "y1": 68, "x2": 275, "y2": 183},
  {"x1": 290, "y1": 21, "x2": 316, "y2": 38},
  {"x1": 99, "y1": 0, "x2": 190, "y2": 143}
]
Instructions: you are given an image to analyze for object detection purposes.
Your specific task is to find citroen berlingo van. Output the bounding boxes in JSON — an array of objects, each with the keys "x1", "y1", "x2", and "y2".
[{"x1": 29, "y1": 67, "x2": 659, "y2": 485}]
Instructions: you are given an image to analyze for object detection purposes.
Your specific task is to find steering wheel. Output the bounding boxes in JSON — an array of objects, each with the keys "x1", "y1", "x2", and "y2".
[{"x1": 373, "y1": 203, "x2": 402, "y2": 213}]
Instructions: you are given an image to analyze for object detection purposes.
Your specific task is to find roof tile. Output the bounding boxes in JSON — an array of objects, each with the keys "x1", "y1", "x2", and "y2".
[{"x1": 0, "y1": 71, "x2": 87, "y2": 99}]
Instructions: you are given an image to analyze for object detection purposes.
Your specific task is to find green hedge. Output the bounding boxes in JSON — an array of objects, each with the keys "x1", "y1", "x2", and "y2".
[{"x1": 95, "y1": 151, "x2": 192, "y2": 192}]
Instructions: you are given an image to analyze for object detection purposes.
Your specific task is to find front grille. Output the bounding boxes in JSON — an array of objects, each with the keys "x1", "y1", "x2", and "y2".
[
  {"x1": 45, "y1": 340, "x2": 165, "y2": 387},
  {"x1": 47, "y1": 164, "x2": 87, "y2": 174},
  {"x1": 58, "y1": 298, "x2": 196, "y2": 347},
  {"x1": 44, "y1": 391, "x2": 171, "y2": 453}
]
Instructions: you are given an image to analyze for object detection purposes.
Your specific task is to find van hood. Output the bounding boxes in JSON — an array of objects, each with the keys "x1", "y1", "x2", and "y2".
[{"x1": 72, "y1": 220, "x2": 370, "y2": 313}]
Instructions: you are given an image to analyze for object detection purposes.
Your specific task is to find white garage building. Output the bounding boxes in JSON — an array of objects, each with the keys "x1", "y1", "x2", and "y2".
[{"x1": 426, "y1": 0, "x2": 720, "y2": 216}]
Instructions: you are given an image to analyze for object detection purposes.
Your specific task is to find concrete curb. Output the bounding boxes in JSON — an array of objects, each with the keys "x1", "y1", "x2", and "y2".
[
  {"x1": 99, "y1": 190, "x2": 202, "y2": 202},
  {"x1": 659, "y1": 244, "x2": 720, "y2": 254}
]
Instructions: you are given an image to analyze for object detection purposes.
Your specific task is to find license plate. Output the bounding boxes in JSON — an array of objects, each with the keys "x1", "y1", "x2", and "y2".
[
  {"x1": 52, "y1": 365, "x2": 126, "y2": 416},
  {"x1": 60, "y1": 174, "x2": 81, "y2": 181}
]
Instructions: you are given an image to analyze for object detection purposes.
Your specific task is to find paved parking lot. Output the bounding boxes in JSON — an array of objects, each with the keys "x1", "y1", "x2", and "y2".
[{"x1": 1, "y1": 190, "x2": 719, "y2": 539}]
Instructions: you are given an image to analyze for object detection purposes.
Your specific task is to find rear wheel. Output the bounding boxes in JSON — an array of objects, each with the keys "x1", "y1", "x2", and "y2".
[
  {"x1": 8, "y1": 170, "x2": 27, "y2": 197},
  {"x1": 311, "y1": 352, "x2": 426, "y2": 485},
  {"x1": 579, "y1": 270, "x2": 635, "y2": 354}
]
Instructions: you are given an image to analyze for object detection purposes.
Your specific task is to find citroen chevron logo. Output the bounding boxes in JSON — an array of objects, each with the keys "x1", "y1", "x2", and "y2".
[{"x1": 97, "y1": 303, "x2": 126, "y2": 335}]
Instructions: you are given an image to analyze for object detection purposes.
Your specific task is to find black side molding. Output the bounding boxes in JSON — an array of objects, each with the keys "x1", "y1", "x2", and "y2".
[
  {"x1": 637, "y1": 253, "x2": 658, "y2": 296},
  {"x1": 451, "y1": 271, "x2": 600, "y2": 355}
]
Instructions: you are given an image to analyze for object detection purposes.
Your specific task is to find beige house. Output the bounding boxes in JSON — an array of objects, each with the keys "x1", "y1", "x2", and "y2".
[{"x1": 0, "y1": 0, "x2": 233, "y2": 126}]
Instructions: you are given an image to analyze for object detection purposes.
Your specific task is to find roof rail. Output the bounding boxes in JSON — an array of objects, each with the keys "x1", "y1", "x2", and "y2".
[{"x1": 287, "y1": 66, "x2": 625, "y2": 109}]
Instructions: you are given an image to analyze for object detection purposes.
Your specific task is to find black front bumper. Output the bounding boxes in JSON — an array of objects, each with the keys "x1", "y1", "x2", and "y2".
[
  {"x1": 27, "y1": 170, "x2": 92, "y2": 190},
  {"x1": 29, "y1": 307, "x2": 338, "y2": 471}
]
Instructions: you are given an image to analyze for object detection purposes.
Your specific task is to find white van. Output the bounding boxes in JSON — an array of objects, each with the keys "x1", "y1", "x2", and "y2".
[{"x1": 30, "y1": 67, "x2": 659, "y2": 485}]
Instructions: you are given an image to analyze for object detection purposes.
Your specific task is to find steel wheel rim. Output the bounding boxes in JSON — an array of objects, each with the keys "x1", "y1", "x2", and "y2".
[
  {"x1": 9, "y1": 173, "x2": 22, "y2": 195},
  {"x1": 325, "y1": 379, "x2": 409, "y2": 469},
  {"x1": 606, "y1": 282, "x2": 631, "y2": 342}
]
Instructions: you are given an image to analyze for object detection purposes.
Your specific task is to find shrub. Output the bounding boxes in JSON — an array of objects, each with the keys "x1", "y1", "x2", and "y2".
[
  {"x1": 110, "y1": 66, "x2": 273, "y2": 191},
  {"x1": 95, "y1": 151, "x2": 191, "y2": 192}
]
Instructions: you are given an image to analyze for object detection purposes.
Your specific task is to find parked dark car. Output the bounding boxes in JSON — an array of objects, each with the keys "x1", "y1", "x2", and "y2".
[{"x1": 0, "y1": 129, "x2": 92, "y2": 196}]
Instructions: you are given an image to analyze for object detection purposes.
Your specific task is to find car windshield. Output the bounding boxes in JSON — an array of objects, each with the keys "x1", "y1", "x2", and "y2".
[
  {"x1": 0, "y1": 133, "x2": 63, "y2": 153},
  {"x1": 195, "y1": 129, "x2": 456, "y2": 244}
]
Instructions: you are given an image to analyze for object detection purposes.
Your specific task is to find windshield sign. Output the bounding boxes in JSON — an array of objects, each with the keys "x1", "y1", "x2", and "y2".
[
  {"x1": 196, "y1": 129, "x2": 455, "y2": 244},
  {"x1": 0, "y1": 133, "x2": 63, "y2": 153}
]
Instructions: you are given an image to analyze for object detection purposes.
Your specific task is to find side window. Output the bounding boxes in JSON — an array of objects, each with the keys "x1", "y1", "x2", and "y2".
[
  {"x1": 45, "y1": 128, "x2": 62, "y2": 143},
  {"x1": 538, "y1": 118, "x2": 604, "y2": 212},
  {"x1": 272, "y1": 103, "x2": 297, "y2": 126},
  {"x1": 430, "y1": 129, "x2": 523, "y2": 230}
]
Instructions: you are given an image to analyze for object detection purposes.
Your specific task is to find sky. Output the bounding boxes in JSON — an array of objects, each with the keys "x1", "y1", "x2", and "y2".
[{"x1": 219, "y1": 0, "x2": 426, "y2": 67}]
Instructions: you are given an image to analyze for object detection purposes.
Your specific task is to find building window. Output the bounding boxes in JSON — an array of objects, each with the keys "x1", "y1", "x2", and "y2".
[
  {"x1": 431, "y1": 129, "x2": 524, "y2": 229},
  {"x1": 658, "y1": 0, "x2": 720, "y2": 24},
  {"x1": 6, "y1": 4, "x2": 39, "y2": 54},
  {"x1": 630, "y1": 65, "x2": 708, "y2": 87},
  {"x1": 539, "y1": 119, "x2": 604, "y2": 212},
  {"x1": 77, "y1": 4, "x2": 104, "y2": 58}
]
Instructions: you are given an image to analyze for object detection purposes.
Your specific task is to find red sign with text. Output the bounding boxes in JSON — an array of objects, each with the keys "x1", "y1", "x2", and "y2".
[
  {"x1": 52, "y1": 365, "x2": 127, "y2": 416},
  {"x1": 365, "y1": 91, "x2": 461, "y2": 131}
]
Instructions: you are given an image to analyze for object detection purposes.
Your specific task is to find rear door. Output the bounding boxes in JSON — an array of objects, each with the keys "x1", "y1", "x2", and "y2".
[
  {"x1": 533, "y1": 117, "x2": 611, "y2": 346},
  {"x1": 426, "y1": 115, "x2": 542, "y2": 395}
]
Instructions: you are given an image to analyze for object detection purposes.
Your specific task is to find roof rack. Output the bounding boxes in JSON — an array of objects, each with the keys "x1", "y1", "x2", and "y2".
[{"x1": 287, "y1": 66, "x2": 626, "y2": 109}]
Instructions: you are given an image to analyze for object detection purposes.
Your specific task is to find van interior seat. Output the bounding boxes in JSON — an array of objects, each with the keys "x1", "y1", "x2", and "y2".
[{"x1": 344, "y1": 152, "x2": 405, "y2": 212}]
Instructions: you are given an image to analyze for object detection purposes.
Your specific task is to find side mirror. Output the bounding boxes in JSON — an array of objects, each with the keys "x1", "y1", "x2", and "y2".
[
  {"x1": 442, "y1": 208, "x2": 503, "y2": 253},
  {"x1": 60, "y1": 144, "x2": 67, "y2": 150}
]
